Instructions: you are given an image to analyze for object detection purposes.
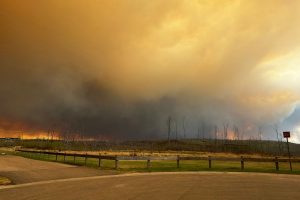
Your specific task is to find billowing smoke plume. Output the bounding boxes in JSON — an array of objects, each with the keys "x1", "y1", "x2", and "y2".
[{"x1": 1, "y1": 0, "x2": 300, "y2": 141}]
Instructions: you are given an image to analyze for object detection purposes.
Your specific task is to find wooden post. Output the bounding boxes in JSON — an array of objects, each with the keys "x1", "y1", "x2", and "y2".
[
  {"x1": 63, "y1": 153, "x2": 66, "y2": 162},
  {"x1": 208, "y1": 156, "x2": 212, "y2": 169},
  {"x1": 115, "y1": 156, "x2": 118, "y2": 169},
  {"x1": 275, "y1": 157, "x2": 279, "y2": 171},
  {"x1": 147, "y1": 159, "x2": 151, "y2": 169},
  {"x1": 177, "y1": 155, "x2": 180, "y2": 168},
  {"x1": 241, "y1": 156, "x2": 244, "y2": 170},
  {"x1": 286, "y1": 137, "x2": 292, "y2": 171},
  {"x1": 55, "y1": 153, "x2": 58, "y2": 161},
  {"x1": 85, "y1": 153, "x2": 87, "y2": 166},
  {"x1": 98, "y1": 153, "x2": 101, "y2": 168},
  {"x1": 74, "y1": 154, "x2": 76, "y2": 163}
]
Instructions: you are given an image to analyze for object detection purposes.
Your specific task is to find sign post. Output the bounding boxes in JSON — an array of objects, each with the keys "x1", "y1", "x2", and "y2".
[{"x1": 283, "y1": 131, "x2": 292, "y2": 171}]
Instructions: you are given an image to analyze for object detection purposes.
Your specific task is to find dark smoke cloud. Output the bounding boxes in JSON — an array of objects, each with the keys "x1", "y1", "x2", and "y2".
[{"x1": 1, "y1": 0, "x2": 300, "y2": 141}]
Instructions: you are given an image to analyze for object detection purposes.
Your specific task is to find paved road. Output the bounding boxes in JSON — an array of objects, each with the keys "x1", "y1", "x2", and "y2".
[
  {"x1": 1, "y1": 155, "x2": 300, "y2": 200},
  {"x1": 1, "y1": 172, "x2": 300, "y2": 200},
  {"x1": 0, "y1": 155, "x2": 117, "y2": 184}
]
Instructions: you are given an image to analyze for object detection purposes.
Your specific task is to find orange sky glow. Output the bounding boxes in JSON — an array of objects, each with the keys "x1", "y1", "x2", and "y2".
[{"x1": 0, "y1": 0, "x2": 300, "y2": 142}]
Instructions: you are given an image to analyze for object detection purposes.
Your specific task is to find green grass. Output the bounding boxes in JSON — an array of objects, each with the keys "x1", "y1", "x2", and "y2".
[
  {"x1": 14, "y1": 151, "x2": 300, "y2": 175},
  {"x1": 0, "y1": 177, "x2": 12, "y2": 185}
]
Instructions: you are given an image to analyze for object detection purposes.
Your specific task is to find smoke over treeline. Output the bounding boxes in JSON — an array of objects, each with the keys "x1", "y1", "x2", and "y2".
[{"x1": 0, "y1": 0, "x2": 300, "y2": 141}]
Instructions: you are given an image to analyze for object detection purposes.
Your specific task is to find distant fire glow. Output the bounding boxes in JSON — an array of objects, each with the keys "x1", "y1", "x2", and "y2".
[
  {"x1": 0, "y1": 130, "x2": 60, "y2": 140},
  {"x1": 0, "y1": 1, "x2": 300, "y2": 142}
]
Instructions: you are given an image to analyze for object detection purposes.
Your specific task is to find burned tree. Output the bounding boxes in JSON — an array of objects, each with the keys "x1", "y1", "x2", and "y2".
[
  {"x1": 273, "y1": 124, "x2": 283, "y2": 154},
  {"x1": 182, "y1": 117, "x2": 186, "y2": 139},
  {"x1": 167, "y1": 116, "x2": 172, "y2": 144}
]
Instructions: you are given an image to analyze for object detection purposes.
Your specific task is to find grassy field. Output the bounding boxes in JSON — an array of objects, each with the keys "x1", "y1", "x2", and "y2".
[
  {"x1": 0, "y1": 177, "x2": 11, "y2": 185},
  {"x1": 13, "y1": 150, "x2": 300, "y2": 175}
]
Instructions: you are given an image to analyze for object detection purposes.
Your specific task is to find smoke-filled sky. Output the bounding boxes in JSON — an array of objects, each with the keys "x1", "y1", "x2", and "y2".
[{"x1": 1, "y1": 0, "x2": 300, "y2": 141}]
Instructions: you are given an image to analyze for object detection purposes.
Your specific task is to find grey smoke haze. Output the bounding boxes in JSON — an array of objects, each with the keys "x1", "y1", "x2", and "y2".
[{"x1": 1, "y1": 0, "x2": 300, "y2": 141}]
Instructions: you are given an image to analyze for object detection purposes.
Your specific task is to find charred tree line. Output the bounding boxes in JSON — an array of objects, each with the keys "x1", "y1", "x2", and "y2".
[
  {"x1": 1, "y1": 137, "x2": 299, "y2": 156},
  {"x1": 0, "y1": 117, "x2": 291, "y2": 156},
  {"x1": 165, "y1": 116, "x2": 287, "y2": 156}
]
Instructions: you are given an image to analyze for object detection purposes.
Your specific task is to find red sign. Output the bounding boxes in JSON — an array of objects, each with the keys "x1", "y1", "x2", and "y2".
[{"x1": 283, "y1": 131, "x2": 290, "y2": 138}]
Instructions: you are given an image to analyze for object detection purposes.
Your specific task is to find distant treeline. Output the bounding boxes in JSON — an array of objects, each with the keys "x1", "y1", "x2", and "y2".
[{"x1": 1, "y1": 138, "x2": 300, "y2": 156}]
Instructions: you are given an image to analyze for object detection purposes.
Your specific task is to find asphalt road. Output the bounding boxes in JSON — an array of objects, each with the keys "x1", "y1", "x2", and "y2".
[
  {"x1": 1, "y1": 172, "x2": 300, "y2": 200},
  {"x1": 0, "y1": 155, "x2": 117, "y2": 184},
  {"x1": 1, "y1": 155, "x2": 300, "y2": 200}
]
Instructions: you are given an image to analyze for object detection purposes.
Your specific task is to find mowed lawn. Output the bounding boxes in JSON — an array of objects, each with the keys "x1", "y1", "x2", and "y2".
[{"x1": 14, "y1": 151, "x2": 300, "y2": 175}]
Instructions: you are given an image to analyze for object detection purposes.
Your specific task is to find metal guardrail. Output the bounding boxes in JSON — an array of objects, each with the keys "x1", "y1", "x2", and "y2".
[{"x1": 16, "y1": 149, "x2": 300, "y2": 171}]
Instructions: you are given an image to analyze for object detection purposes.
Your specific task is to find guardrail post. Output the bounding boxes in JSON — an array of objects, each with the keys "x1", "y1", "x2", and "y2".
[
  {"x1": 241, "y1": 156, "x2": 244, "y2": 170},
  {"x1": 147, "y1": 158, "x2": 151, "y2": 169},
  {"x1": 115, "y1": 156, "x2": 118, "y2": 169},
  {"x1": 208, "y1": 156, "x2": 212, "y2": 169},
  {"x1": 85, "y1": 153, "x2": 87, "y2": 166},
  {"x1": 98, "y1": 153, "x2": 101, "y2": 168},
  {"x1": 275, "y1": 157, "x2": 279, "y2": 171},
  {"x1": 177, "y1": 155, "x2": 180, "y2": 168}
]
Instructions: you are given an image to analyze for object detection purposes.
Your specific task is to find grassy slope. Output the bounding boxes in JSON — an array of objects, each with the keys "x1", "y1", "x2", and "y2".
[{"x1": 14, "y1": 150, "x2": 300, "y2": 175}]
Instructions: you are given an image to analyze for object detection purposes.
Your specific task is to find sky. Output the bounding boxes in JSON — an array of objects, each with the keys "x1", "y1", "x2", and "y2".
[{"x1": 0, "y1": 0, "x2": 300, "y2": 142}]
